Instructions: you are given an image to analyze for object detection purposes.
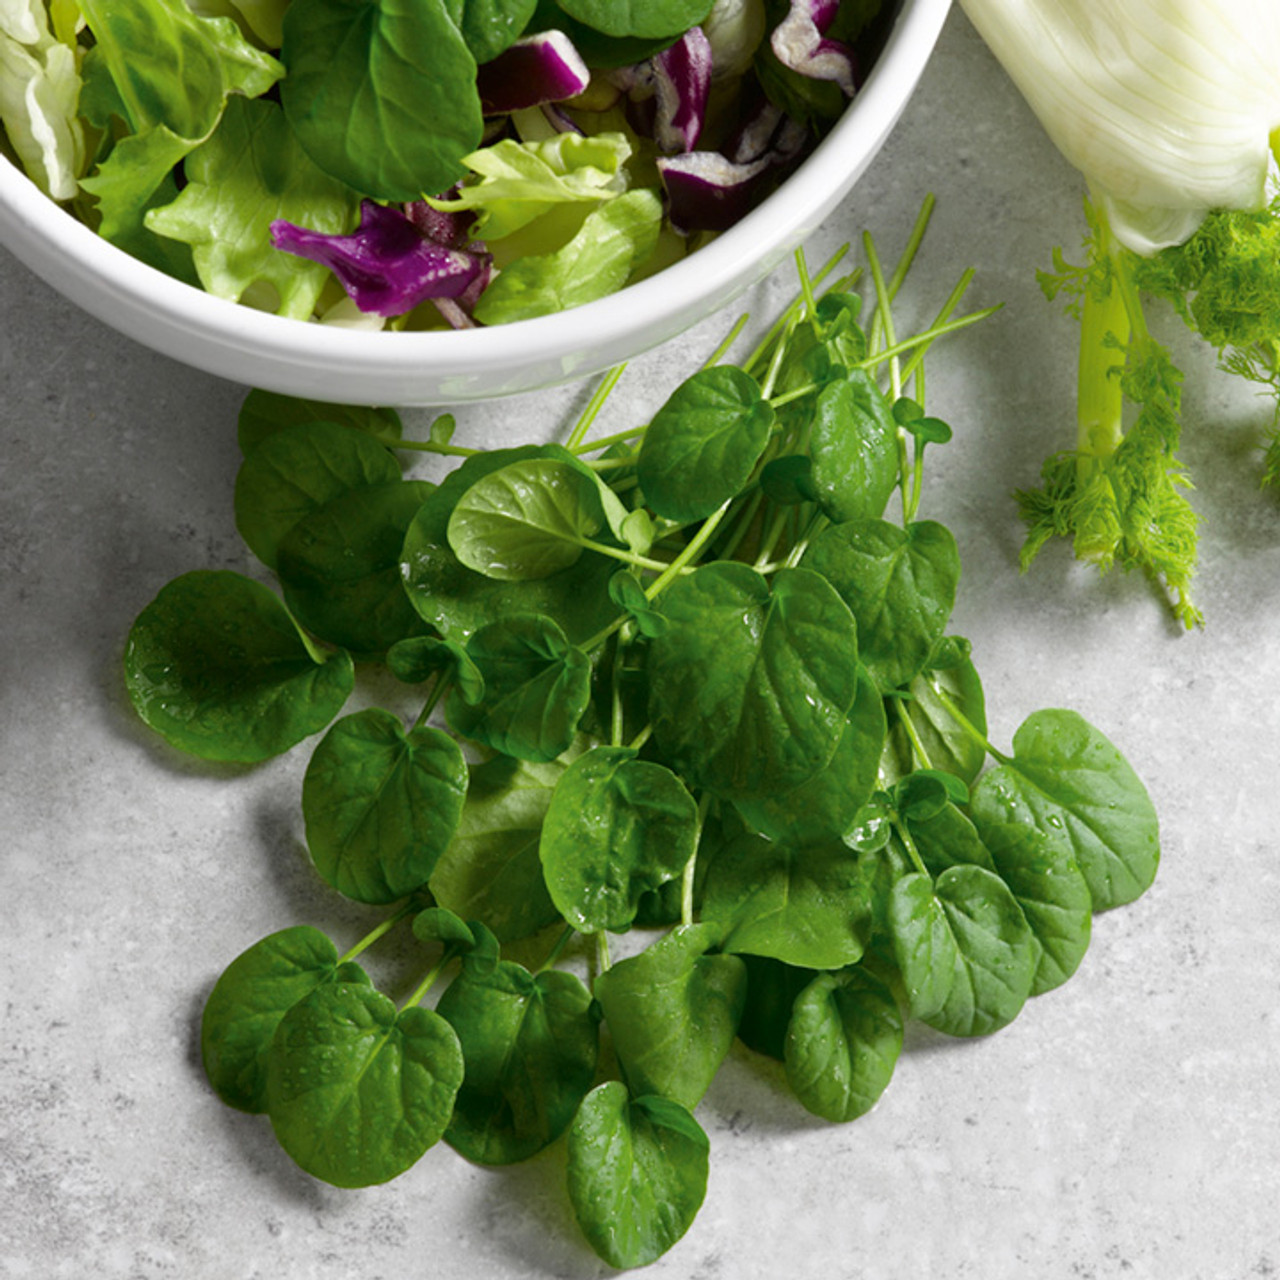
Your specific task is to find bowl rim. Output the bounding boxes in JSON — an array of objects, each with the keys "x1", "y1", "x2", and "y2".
[{"x1": 0, "y1": 0, "x2": 953, "y2": 394}]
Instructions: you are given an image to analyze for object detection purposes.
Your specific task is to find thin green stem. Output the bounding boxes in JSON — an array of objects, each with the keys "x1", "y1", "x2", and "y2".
[
  {"x1": 578, "y1": 537, "x2": 673, "y2": 574},
  {"x1": 582, "y1": 612, "x2": 629, "y2": 656},
  {"x1": 339, "y1": 900, "x2": 416, "y2": 966},
  {"x1": 595, "y1": 930, "x2": 611, "y2": 974},
  {"x1": 759, "y1": 310, "x2": 798, "y2": 400},
  {"x1": 627, "y1": 723, "x2": 653, "y2": 753},
  {"x1": 795, "y1": 247, "x2": 820, "y2": 322},
  {"x1": 393, "y1": 438, "x2": 481, "y2": 458},
  {"x1": 752, "y1": 503, "x2": 791, "y2": 570},
  {"x1": 611, "y1": 634, "x2": 626, "y2": 747},
  {"x1": 682, "y1": 793, "x2": 712, "y2": 928},
  {"x1": 892, "y1": 815, "x2": 929, "y2": 877},
  {"x1": 717, "y1": 488, "x2": 763, "y2": 564},
  {"x1": 569, "y1": 424, "x2": 647, "y2": 456},
  {"x1": 566, "y1": 363, "x2": 627, "y2": 450},
  {"x1": 885, "y1": 195, "x2": 936, "y2": 303},
  {"x1": 742, "y1": 244, "x2": 851, "y2": 376},
  {"x1": 928, "y1": 679, "x2": 1012, "y2": 765},
  {"x1": 538, "y1": 924, "x2": 575, "y2": 974},
  {"x1": 413, "y1": 675, "x2": 449, "y2": 729},
  {"x1": 896, "y1": 268, "x2": 973, "y2": 391},
  {"x1": 702, "y1": 311, "x2": 750, "y2": 369},
  {"x1": 403, "y1": 946, "x2": 456, "y2": 1009},
  {"x1": 864, "y1": 230, "x2": 902, "y2": 401},
  {"x1": 894, "y1": 699, "x2": 934, "y2": 771},
  {"x1": 643, "y1": 498, "x2": 733, "y2": 600}
]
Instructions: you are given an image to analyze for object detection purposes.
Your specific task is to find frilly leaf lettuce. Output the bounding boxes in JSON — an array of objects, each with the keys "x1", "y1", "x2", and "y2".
[
  {"x1": 145, "y1": 96, "x2": 360, "y2": 318},
  {"x1": 433, "y1": 131, "x2": 633, "y2": 241},
  {"x1": 77, "y1": 0, "x2": 281, "y2": 138},
  {"x1": 473, "y1": 187, "x2": 663, "y2": 324},
  {"x1": 79, "y1": 126, "x2": 200, "y2": 283}
]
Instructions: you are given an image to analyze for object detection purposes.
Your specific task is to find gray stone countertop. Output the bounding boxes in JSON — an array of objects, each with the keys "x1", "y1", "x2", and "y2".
[{"x1": 3, "y1": 9, "x2": 1278, "y2": 1278}]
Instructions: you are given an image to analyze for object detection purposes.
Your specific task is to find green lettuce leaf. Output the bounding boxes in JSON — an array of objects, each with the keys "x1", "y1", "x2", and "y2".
[{"x1": 145, "y1": 96, "x2": 360, "y2": 318}]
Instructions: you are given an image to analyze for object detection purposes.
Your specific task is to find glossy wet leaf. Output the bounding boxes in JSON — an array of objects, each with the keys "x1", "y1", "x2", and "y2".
[
  {"x1": 808, "y1": 370, "x2": 900, "y2": 524},
  {"x1": 701, "y1": 833, "x2": 872, "y2": 970},
  {"x1": 429, "y1": 753, "x2": 565, "y2": 942},
  {"x1": 647, "y1": 563, "x2": 860, "y2": 800},
  {"x1": 784, "y1": 967, "x2": 902, "y2": 1123},
  {"x1": 594, "y1": 924, "x2": 746, "y2": 1108},
  {"x1": 235, "y1": 421, "x2": 402, "y2": 569},
  {"x1": 540, "y1": 746, "x2": 698, "y2": 933},
  {"x1": 302, "y1": 708, "x2": 468, "y2": 903},
  {"x1": 968, "y1": 809, "x2": 1093, "y2": 995},
  {"x1": 804, "y1": 519, "x2": 959, "y2": 691},
  {"x1": 281, "y1": 0, "x2": 483, "y2": 200},
  {"x1": 401, "y1": 446, "x2": 616, "y2": 641},
  {"x1": 436, "y1": 955, "x2": 598, "y2": 1164},
  {"x1": 734, "y1": 663, "x2": 885, "y2": 844},
  {"x1": 201, "y1": 925, "x2": 367, "y2": 1113},
  {"x1": 892, "y1": 865, "x2": 1039, "y2": 1037},
  {"x1": 905, "y1": 801, "x2": 997, "y2": 878},
  {"x1": 983, "y1": 709, "x2": 1160, "y2": 911},
  {"x1": 266, "y1": 979, "x2": 464, "y2": 1187},
  {"x1": 446, "y1": 613, "x2": 591, "y2": 762},
  {"x1": 277, "y1": 479, "x2": 435, "y2": 657},
  {"x1": 636, "y1": 365, "x2": 775, "y2": 522},
  {"x1": 566, "y1": 1082, "x2": 709, "y2": 1271},
  {"x1": 447, "y1": 457, "x2": 606, "y2": 580},
  {"x1": 881, "y1": 653, "x2": 988, "y2": 787},
  {"x1": 124, "y1": 569, "x2": 354, "y2": 762}
]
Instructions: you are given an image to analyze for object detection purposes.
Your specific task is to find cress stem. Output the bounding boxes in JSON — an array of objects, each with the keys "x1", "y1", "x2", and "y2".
[{"x1": 339, "y1": 900, "x2": 416, "y2": 966}]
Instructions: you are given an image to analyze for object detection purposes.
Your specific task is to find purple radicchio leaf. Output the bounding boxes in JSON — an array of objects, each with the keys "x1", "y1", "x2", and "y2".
[
  {"x1": 607, "y1": 27, "x2": 713, "y2": 155},
  {"x1": 770, "y1": 0, "x2": 859, "y2": 96},
  {"x1": 477, "y1": 31, "x2": 591, "y2": 115},
  {"x1": 270, "y1": 199, "x2": 491, "y2": 319}
]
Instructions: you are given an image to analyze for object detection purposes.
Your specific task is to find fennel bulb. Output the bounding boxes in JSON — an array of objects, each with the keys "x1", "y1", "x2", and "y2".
[{"x1": 961, "y1": 0, "x2": 1280, "y2": 626}]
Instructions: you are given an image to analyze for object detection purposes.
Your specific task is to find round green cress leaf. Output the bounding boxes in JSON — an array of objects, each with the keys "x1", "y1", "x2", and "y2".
[
  {"x1": 784, "y1": 967, "x2": 902, "y2": 1123},
  {"x1": 234, "y1": 420, "x2": 401, "y2": 570},
  {"x1": 636, "y1": 364, "x2": 775, "y2": 522},
  {"x1": 647, "y1": 562, "x2": 860, "y2": 799},
  {"x1": 266, "y1": 979, "x2": 464, "y2": 1187},
  {"x1": 124, "y1": 569, "x2": 354, "y2": 763},
  {"x1": 201, "y1": 925, "x2": 345, "y2": 1113},
  {"x1": 539, "y1": 746, "x2": 699, "y2": 933},
  {"x1": 566, "y1": 1082, "x2": 710, "y2": 1270},
  {"x1": 436, "y1": 958, "x2": 599, "y2": 1165},
  {"x1": 277, "y1": 479, "x2": 434, "y2": 658},
  {"x1": 302, "y1": 708, "x2": 468, "y2": 904}
]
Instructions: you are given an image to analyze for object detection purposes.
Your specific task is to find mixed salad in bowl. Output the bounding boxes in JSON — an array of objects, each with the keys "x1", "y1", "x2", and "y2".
[{"x1": 1, "y1": 0, "x2": 893, "y2": 330}]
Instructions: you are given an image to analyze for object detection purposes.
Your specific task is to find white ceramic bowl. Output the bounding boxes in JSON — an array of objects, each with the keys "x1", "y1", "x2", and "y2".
[{"x1": 0, "y1": 0, "x2": 951, "y2": 405}]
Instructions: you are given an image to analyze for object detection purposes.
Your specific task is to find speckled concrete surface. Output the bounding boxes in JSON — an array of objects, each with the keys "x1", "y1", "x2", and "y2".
[{"x1": 3, "y1": 10, "x2": 1279, "y2": 1279}]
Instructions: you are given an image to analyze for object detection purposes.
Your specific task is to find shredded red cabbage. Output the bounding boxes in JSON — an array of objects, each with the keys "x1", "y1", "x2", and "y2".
[
  {"x1": 270, "y1": 199, "x2": 491, "y2": 320},
  {"x1": 771, "y1": 0, "x2": 859, "y2": 96},
  {"x1": 477, "y1": 31, "x2": 592, "y2": 115}
]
